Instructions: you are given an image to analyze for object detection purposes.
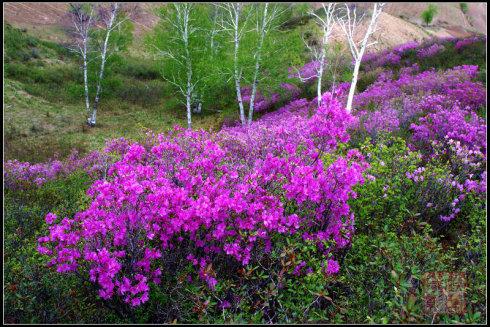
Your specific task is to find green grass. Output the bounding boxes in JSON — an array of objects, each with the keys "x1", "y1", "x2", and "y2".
[
  {"x1": 4, "y1": 76, "x2": 226, "y2": 163},
  {"x1": 4, "y1": 24, "x2": 229, "y2": 163}
]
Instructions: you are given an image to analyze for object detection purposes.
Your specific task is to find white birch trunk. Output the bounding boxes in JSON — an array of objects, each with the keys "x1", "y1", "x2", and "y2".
[
  {"x1": 235, "y1": 67, "x2": 246, "y2": 125},
  {"x1": 247, "y1": 3, "x2": 269, "y2": 125},
  {"x1": 317, "y1": 49, "x2": 326, "y2": 107},
  {"x1": 210, "y1": 6, "x2": 219, "y2": 55},
  {"x1": 339, "y1": 3, "x2": 385, "y2": 112},
  {"x1": 69, "y1": 3, "x2": 94, "y2": 122},
  {"x1": 346, "y1": 57, "x2": 361, "y2": 112},
  {"x1": 186, "y1": 84, "x2": 192, "y2": 129},
  {"x1": 82, "y1": 38, "x2": 90, "y2": 116},
  {"x1": 89, "y1": 3, "x2": 119, "y2": 126},
  {"x1": 183, "y1": 5, "x2": 193, "y2": 129},
  {"x1": 233, "y1": 5, "x2": 246, "y2": 126},
  {"x1": 304, "y1": 4, "x2": 336, "y2": 108}
]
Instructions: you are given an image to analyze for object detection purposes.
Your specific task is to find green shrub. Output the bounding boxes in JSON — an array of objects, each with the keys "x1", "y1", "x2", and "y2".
[
  {"x1": 333, "y1": 225, "x2": 454, "y2": 323},
  {"x1": 4, "y1": 171, "x2": 100, "y2": 323},
  {"x1": 350, "y1": 135, "x2": 423, "y2": 235},
  {"x1": 357, "y1": 67, "x2": 385, "y2": 92},
  {"x1": 450, "y1": 193, "x2": 487, "y2": 322},
  {"x1": 460, "y1": 3, "x2": 469, "y2": 14},
  {"x1": 421, "y1": 4, "x2": 438, "y2": 26},
  {"x1": 115, "y1": 79, "x2": 165, "y2": 107},
  {"x1": 157, "y1": 233, "x2": 343, "y2": 323},
  {"x1": 4, "y1": 24, "x2": 72, "y2": 63},
  {"x1": 113, "y1": 57, "x2": 161, "y2": 80}
]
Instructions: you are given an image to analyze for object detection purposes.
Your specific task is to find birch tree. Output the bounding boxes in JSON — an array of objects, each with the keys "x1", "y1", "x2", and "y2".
[
  {"x1": 67, "y1": 3, "x2": 95, "y2": 120},
  {"x1": 247, "y1": 3, "x2": 284, "y2": 125},
  {"x1": 149, "y1": 4, "x2": 202, "y2": 129},
  {"x1": 88, "y1": 2, "x2": 129, "y2": 126},
  {"x1": 296, "y1": 3, "x2": 336, "y2": 108},
  {"x1": 338, "y1": 2, "x2": 385, "y2": 112},
  {"x1": 209, "y1": 4, "x2": 223, "y2": 56},
  {"x1": 218, "y1": 3, "x2": 252, "y2": 126},
  {"x1": 67, "y1": 2, "x2": 132, "y2": 127}
]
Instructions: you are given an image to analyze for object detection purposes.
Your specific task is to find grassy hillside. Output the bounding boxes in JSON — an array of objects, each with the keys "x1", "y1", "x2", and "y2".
[{"x1": 4, "y1": 24, "x2": 229, "y2": 163}]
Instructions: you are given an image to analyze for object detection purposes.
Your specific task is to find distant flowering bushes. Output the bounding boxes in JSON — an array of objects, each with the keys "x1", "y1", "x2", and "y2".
[
  {"x1": 4, "y1": 138, "x2": 132, "y2": 191},
  {"x1": 405, "y1": 138, "x2": 486, "y2": 223},
  {"x1": 416, "y1": 43, "x2": 445, "y2": 58},
  {"x1": 455, "y1": 35, "x2": 487, "y2": 51},
  {"x1": 351, "y1": 64, "x2": 486, "y2": 138},
  {"x1": 36, "y1": 94, "x2": 367, "y2": 307},
  {"x1": 410, "y1": 105, "x2": 486, "y2": 154},
  {"x1": 4, "y1": 151, "x2": 106, "y2": 190},
  {"x1": 393, "y1": 41, "x2": 419, "y2": 54},
  {"x1": 239, "y1": 82, "x2": 301, "y2": 115},
  {"x1": 288, "y1": 60, "x2": 325, "y2": 84},
  {"x1": 358, "y1": 36, "x2": 482, "y2": 71}
]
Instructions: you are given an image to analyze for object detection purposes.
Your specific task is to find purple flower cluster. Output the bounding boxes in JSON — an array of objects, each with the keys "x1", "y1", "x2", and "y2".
[
  {"x1": 4, "y1": 148, "x2": 117, "y2": 191},
  {"x1": 361, "y1": 50, "x2": 402, "y2": 70},
  {"x1": 288, "y1": 60, "x2": 324, "y2": 84},
  {"x1": 240, "y1": 82, "x2": 301, "y2": 114},
  {"x1": 393, "y1": 41, "x2": 420, "y2": 54},
  {"x1": 406, "y1": 138, "x2": 486, "y2": 222},
  {"x1": 351, "y1": 65, "x2": 486, "y2": 137},
  {"x1": 37, "y1": 94, "x2": 367, "y2": 307},
  {"x1": 358, "y1": 36, "x2": 482, "y2": 71},
  {"x1": 416, "y1": 43, "x2": 445, "y2": 59},
  {"x1": 455, "y1": 35, "x2": 487, "y2": 51},
  {"x1": 410, "y1": 105, "x2": 486, "y2": 154}
]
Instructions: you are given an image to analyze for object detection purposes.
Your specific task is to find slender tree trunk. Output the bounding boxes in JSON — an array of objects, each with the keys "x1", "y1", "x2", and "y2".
[
  {"x1": 82, "y1": 42, "x2": 90, "y2": 116},
  {"x1": 317, "y1": 48, "x2": 326, "y2": 108},
  {"x1": 345, "y1": 24, "x2": 370, "y2": 112},
  {"x1": 89, "y1": 3, "x2": 118, "y2": 126},
  {"x1": 235, "y1": 68, "x2": 246, "y2": 126},
  {"x1": 183, "y1": 6, "x2": 193, "y2": 129},
  {"x1": 210, "y1": 6, "x2": 218, "y2": 55},
  {"x1": 341, "y1": 3, "x2": 384, "y2": 113},
  {"x1": 232, "y1": 6, "x2": 246, "y2": 126},
  {"x1": 186, "y1": 85, "x2": 192, "y2": 129},
  {"x1": 247, "y1": 3, "x2": 268, "y2": 125},
  {"x1": 346, "y1": 58, "x2": 361, "y2": 112},
  {"x1": 247, "y1": 52, "x2": 262, "y2": 125}
]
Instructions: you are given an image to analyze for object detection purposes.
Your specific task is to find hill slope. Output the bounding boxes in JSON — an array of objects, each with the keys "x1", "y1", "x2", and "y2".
[{"x1": 4, "y1": 3, "x2": 487, "y2": 47}]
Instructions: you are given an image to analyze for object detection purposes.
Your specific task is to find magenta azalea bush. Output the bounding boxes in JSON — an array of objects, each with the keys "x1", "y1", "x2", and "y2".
[
  {"x1": 240, "y1": 82, "x2": 301, "y2": 115},
  {"x1": 455, "y1": 35, "x2": 487, "y2": 51},
  {"x1": 4, "y1": 138, "x2": 132, "y2": 191},
  {"x1": 36, "y1": 93, "x2": 368, "y2": 307},
  {"x1": 351, "y1": 64, "x2": 486, "y2": 138},
  {"x1": 416, "y1": 43, "x2": 445, "y2": 59},
  {"x1": 287, "y1": 60, "x2": 328, "y2": 85}
]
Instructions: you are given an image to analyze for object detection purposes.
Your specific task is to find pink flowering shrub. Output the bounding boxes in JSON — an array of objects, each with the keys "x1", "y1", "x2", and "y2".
[
  {"x1": 37, "y1": 94, "x2": 367, "y2": 307},
  {"x1": 393, "y1": 41, "x2": 420, "y2": 54},
  {"x1": 4, "y1": 137, "x2": 133, "y2": 191},
  {"x1": 410, "y1": 106, "x2": 486, "y2": 154},
  {"x1": 357, "y1": 36, "x2": 483, "y2": 73},
  {"x1": 416, "y1": 43, "x2": 445, "y2": 59},
  {"x1": 240, "y1": 82, "x2": 301, "y2": 115},
  {"x1": 405, "y1": 138, "x2": 486, "y2": 224},
  {"x1": 361, "y1": 50, "x2": 402, "y2": 71},
  {"x1": 288, "y1": 60, "x2": 324, "y2": 84},
  {"x1": 351, "y1": 65, "x2": 486, "y2": 137},
  {"x1": 5, "y1": 151, "x2": 106, "y2": 191},
  {"x1": 455, "y1": 35, "x2": 487, "y2": 51}
]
